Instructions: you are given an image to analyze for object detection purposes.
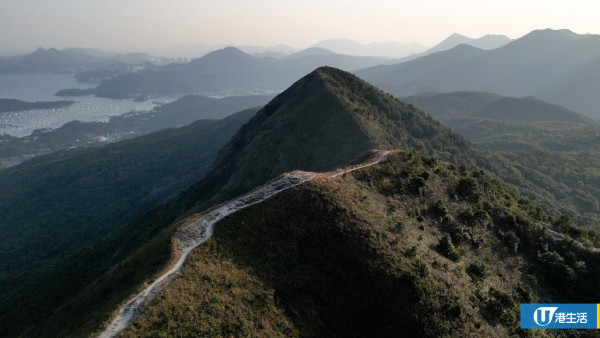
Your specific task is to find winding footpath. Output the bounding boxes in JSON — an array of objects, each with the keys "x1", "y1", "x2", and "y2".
[{"x1": 99, "y1": 151, "x2": 390, "y2": 338}]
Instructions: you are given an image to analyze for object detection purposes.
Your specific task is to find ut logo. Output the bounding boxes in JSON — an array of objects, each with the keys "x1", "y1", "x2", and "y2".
[{"x1": 534, "y1": 307, "x2": 558, "y2": 326}]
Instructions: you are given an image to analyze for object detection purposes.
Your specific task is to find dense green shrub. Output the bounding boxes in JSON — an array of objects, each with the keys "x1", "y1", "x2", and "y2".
[
  {"x1": 467, "y1": 262, "x2": 489, "y2": 281},
  {"x1": 436, "y1": 234, "x2": 461, "y2": 261},
  {"x1": 456, "y1": 177, "x2": 479, "y2": 200}
]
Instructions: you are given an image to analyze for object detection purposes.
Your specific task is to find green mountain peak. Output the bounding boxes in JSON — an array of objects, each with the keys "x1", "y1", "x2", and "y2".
[{"x1": 181, "y1": 66, "x2": 467, "y2": 210}]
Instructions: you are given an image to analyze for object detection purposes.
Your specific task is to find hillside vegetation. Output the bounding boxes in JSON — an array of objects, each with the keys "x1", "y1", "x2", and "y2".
[
  {"x1": 0, "y1": 108, "x2": 257, "y2": 336},
  {"x1": 118, "y1": 150, "x2": 600, "y2": 337},
  {"x1": 404, "y1": 91, "x2": 600, "y2": 227},
  {"x1": 176, "y1": 66, "x2": 496, "y2": 213},
  {"x1": 9, "y1": 66, "x2": 600, "y2": 336}
]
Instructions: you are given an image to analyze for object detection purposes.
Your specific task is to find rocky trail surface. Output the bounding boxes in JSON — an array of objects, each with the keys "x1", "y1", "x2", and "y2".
[{"x1": 99, "y1": 151, "x2": 390, "y2": 337}]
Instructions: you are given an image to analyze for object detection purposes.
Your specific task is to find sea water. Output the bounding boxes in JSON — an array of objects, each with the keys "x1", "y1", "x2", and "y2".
[{"x1": 0, "y1": 73, "x2": 166, "y2": 137}]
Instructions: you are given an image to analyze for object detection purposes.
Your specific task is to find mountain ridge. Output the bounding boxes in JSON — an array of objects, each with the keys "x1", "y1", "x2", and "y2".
[
  {"x1": 7, "y1": 66, "x2": 600, "y2": 337},
  {"x1": 104, "y1": 150, "x2": 600, "y2": 337}
]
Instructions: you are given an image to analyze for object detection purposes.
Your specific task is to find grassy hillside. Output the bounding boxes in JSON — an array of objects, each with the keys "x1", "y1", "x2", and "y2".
[
  {"x1": 118, "y1": 150, "x2": 600, "y2": 337},
  {"x1": 13, "y1": 67, "x2": 600, "y2": 336},
  {"x1": 0, "y1": 108, "x2": 257, "y2": 336}
]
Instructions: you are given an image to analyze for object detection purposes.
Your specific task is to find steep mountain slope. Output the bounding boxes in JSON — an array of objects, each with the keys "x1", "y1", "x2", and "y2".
[
  {"x1": 111, "y1": 151, "x2": 600, "y2": 337},
  {"x1": 0, "y1": 108, "x2": 257, "y2": 275},
  {"x1": 174, "y1": 66, "x2": 493, "y2": 212},
  {"x1": 183, "y1": 68, "x2": 599, "y2": 226},
  {"x1": 11, "y1": 67, "x2": 600, "y2": 336},
  {"x1": 8, "y1": 66, "x2": 489, "y2": 336},
  {"x1": 0, "y1": 108, "x2": 258, "y2": 337},
  {"x1": 357, "y1": 29, "x2": 600, "y2": 118}
]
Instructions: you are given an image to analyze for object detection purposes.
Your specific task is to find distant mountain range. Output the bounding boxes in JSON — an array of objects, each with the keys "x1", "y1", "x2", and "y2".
[
  {"x1": 157, "y1": 33, "x2": 507, "y2": 60},
  {"x1": 400, "y1": 33, "x2": 511, "y2": 61},
  {"x1": 428, "y1": 33, "x2": 512, "y2": 53},
  {"x1": 311, "y1": 34, "x2": 510, "y2": 60},
  {"x1": 158, "y1": 44, "x2": 298, "y2": 59},
  {"x1": 357, "y1": 29, "x2": 600, "y2": 118},
  {"x1": 0, "y1": 47, "x2": 169, "y2": 74},
  {"x1": 87, "y1": 47, "x2": 402, "y2": 99},
  {"x1": 74, "y1": 29, "x2": 600, "y2": 119},
  {"x1": 0, "y1": 48, "x2": 102, "y2": 73}
]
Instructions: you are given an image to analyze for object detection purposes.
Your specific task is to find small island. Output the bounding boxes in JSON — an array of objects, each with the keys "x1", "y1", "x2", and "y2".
[
  {"x1": 55, "y1": 88, "x2": 96, "y2": 96},
  {"x1": 0, "y1": 98, "x2": 74, "y2": 113}
]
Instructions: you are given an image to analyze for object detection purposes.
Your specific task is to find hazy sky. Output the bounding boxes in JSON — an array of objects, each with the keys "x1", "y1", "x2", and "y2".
[{"x1": 2, "y1": 0, "x2": 599, "y2": 55}]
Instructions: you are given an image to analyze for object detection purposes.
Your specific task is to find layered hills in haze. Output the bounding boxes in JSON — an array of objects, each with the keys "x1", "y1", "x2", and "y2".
[
  {"x1": 408, "y1": 33, "x2": 511, "y2": 59},
  {"x1": 357, "y1": 29, "x2": 600, "y2": 118},
  {"x1": 0, "y1": 47, "x2": 162, "y2": 74},
  {"x1": 393, "y1": 32, "x2": 512, "y2": 63},
  {"x1": 10, "y1": 67, "x2": 599, "y2": 337},
  {"x1": 90, "y1": 47, "x2": 401, "y2": 99},
  {"x1": 0, "y1": 48, "x2": 100, "y2": 73}
]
